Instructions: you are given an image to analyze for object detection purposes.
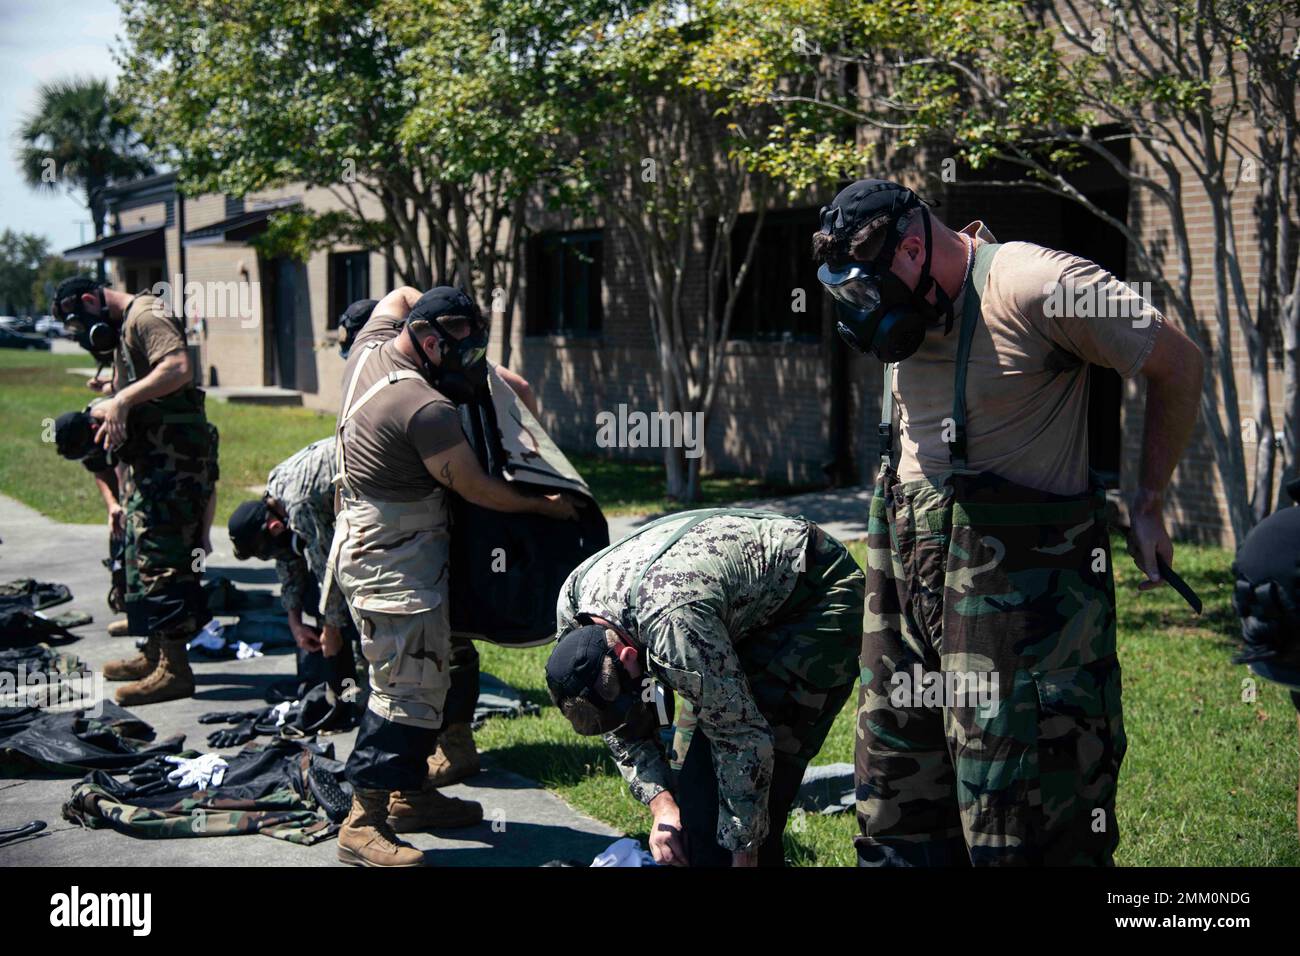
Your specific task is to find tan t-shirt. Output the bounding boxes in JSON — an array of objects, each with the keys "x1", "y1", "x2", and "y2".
[
  {"x1": 894, "y1": 223, "x2": 1163, "y2": 495},
  {"x1": 113, "y1": 293, "x2": 187, "y2": 386},
  {"x1": 337, "y1": 315, "x2": 465, "y2": 502}
]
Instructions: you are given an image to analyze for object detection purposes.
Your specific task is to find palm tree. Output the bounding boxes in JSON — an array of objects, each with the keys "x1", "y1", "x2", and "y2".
[{"x1": 16, "y1": 77, "x2": 155, "y2": 278}]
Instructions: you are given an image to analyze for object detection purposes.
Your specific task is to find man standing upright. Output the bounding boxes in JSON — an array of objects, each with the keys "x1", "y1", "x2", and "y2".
[
  {"x1": 812, "y1": 179, "x2": 1203, "y2": 865},
  {"x1": 327, "y1": 285, "x2": 577, "y2": 867},
  {"x1": 54, "y1": 277, "x2": 218, "y2": 706}
]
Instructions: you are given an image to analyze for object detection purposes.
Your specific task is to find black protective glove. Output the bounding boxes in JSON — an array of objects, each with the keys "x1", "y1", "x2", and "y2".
[
  {"x1": 207, "y1": 720, "x2": 258, "y2": 749},
  {"x1": 199, "y1": 708, "x2": 264, "y2": 726}
]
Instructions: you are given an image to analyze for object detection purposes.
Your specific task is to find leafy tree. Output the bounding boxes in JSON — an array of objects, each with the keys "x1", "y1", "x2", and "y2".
[
  {"x1": 31, "y1": 257, "x2": 84, "y2": 314},
  {"x1": 0, "y1": 231, "x2": 51, "y2": 315},
  {"x1": 15, "y1": 77, "x2": 154, "y2": 281},
  {"x1": 693, "y1": 0, "x2": 1300, "y2": 542},
  {"x1": 383, "y1": 0, "x2": 626, "y2": 365},
  {"x1": 568, "y1": 3, "x2": 792, "y2": 501}
]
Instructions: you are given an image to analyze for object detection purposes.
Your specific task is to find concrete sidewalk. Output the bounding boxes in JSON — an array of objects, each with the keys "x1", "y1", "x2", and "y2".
[{"x1": 0, "y1": 493, "x2": 619, "y2": 868}]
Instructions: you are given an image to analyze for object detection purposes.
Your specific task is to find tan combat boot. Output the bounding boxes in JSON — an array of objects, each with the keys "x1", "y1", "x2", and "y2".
[
  {"x1": 338, "y1": 789, "x2": 425, "y2": 867},
  {"x1": 115, "y1": 639, "x2": 194, "y2": 706},
  {"x1": 107, "y1": 619, "x2": 132, "y2": 638},
  {"x1": 425, "y1": 722, "x2": 481, "y2": 787},
  {"x1": 387, "y1": 785, "x2": 484, "y2": 833},
  {"x1": 103, "y1": 635, "x2": 159, "y2": 682}
]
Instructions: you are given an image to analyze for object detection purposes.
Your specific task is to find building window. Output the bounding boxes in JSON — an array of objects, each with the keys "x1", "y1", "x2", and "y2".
[
  {"x1": 329, "y1": 251, "x2": 370, "y2": 329},
  {"x1": 526, "y1": 230, "x2": 603, "y2": 336},
  {"x1": 725, "y1": 208, "x2": 822, "y2": 342}
]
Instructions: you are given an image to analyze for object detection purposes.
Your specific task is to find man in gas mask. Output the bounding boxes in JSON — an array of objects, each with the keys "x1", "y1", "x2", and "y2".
[
  {"x1": 53, "y1": 276, "x2": 219, "y2": 706},
  {"x1": 337, "y1": 295, "x2": 541, "y2": 416},
  {"x1": 812, "y1": 178, "x2": 1204, "y2": 865},
  {"x1": 545, "y1": 509, "x2": 863, "y2": 867},
  {"x1": 326, "y1": 284, "x2": 578, "y2": 867},
  {"x1": 331, "y1": 295, "x2": 542, "y2": 789}
]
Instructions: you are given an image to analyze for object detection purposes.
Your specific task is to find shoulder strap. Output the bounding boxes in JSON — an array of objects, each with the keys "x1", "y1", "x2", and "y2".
[
  {"x1": 879, "y1": 363, "x2": 896, "y2": 466},
  {"x1": 949, "y1": 242, "x2": 1001, "y2": 469}
]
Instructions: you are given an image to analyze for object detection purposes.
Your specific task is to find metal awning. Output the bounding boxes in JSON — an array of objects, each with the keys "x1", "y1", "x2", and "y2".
[
  {"x1": 62, "y1": 223, "x2": 165, "y2": 262},
  {"x1": 182, "y1": 200, "x2": 300, "y2": 246}
]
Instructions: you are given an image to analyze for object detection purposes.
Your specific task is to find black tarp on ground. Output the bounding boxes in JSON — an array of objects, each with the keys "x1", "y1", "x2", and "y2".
[
  {"x1": 0, "y1": 699, "x2": 185, "y2": 776},
  {"x1": 0, "y1": 580, "x2": 80, "y2": 649}
]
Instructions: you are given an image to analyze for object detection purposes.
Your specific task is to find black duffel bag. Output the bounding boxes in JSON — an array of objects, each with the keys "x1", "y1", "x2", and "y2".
[{"x1": 447, "y1": 370, "x2": 608, "y2": 646}]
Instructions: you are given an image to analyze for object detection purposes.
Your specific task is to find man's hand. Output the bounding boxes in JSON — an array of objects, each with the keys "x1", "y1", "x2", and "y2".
[
  {"x1": 540, "y1": 493, "x2": 579, "y2": 522},
  {"x1": 107, "y1": 501, "x2": 125, "y2": 537},
  {"x1": 730, "y1": 850, "x2": 758, "y2": 867},
  {"x1": 86, "y1": 377, "x2": 112, "y2": 394},
  {"x1": 1127, "y1": 489, "x2": 1174, "y2": 591},
  {"x1": 289, "y1": 617, "x2": 322, "y2": 653},
  {"x1": 647, "y1": 791, "x2": 688, "y2": 866},
  {"x1": 320, "y1": 624, "x2": 343, "y2": 658},
  {"x1": 90, "y1": 397, "x2": 128, "y2": 450}
]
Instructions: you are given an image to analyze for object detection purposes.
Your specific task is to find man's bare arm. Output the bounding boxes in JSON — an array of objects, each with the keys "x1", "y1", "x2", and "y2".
[
  {"x1": 496, "y1": 365, "x2": 540, "y2": 418},
  {"x1": 92, "y1": 350, "x2": 192, "y2": 449},
  {"x1": 1129, "y1": 319, "x2": 1204, "y2": 586},
  {"x1": 372, "y1": 286, "x2": 425, "y2": 324},
  {"x1": 113, "y1": 350, "x2": 191, "y2": 409},
  {"x1": 424, "y1": 440, "x2": 577, "y2": 520}
]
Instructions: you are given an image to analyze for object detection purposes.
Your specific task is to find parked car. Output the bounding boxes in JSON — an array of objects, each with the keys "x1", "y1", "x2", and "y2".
[
  {"x1": 0, "y1": 325, "x2": 51, "y2": 350},
  {"x1": 34, "y1": 316, "x2": 65, "y2": 338},
  {"x1": 0, "y1": 316, "x2": 37, "y2": 334}
]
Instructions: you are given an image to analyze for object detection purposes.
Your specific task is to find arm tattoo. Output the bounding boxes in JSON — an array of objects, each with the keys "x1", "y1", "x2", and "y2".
[{"x1": 439, "y1": 461, "x2": 454, "y2": 489}]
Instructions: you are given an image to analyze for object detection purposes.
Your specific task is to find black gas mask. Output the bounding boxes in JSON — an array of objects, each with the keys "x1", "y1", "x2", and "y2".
[
  {"x1": 56, "y1": 285, "x2": 117, "y2": 365},
  {"x1": 404, "y1": 287, "x2": 490, "y2": 404},
  {"x1": 816, "y1": 181, "x2": 959, "y2": 363}
]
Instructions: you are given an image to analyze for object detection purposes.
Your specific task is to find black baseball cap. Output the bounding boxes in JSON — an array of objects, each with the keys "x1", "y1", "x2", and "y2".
[
  {"x1": 817, "y1": 179, "x2": 927, "y2": 262},
  {"x1": 545, "y1": 625, "x2": 613, "y2": 702},
  {"x1": 407, "y1": 287, "x2": 483, "y2": 329},
  {"x1": 338, "y1": 298, "x2": 378, "y2": 357},
  {"x1": 228, "y1": 499, "x2": 271, "y2": 560},
  {"x1": 53, "y1": 410, "x2": 97, "y2": 460}
]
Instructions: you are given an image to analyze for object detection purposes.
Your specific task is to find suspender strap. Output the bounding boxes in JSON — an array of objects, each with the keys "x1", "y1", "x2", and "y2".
[
  {"x1": 949, "y1": 242, "x2": 1001, "y2": 470},
  {"x1": 334, "y1": 343, "x2": 423, "y2": 494}
]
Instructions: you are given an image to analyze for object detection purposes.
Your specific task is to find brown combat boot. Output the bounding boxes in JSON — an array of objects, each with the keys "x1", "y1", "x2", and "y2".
[
  {"x1": 387, "y1": 784, "x2": 484, "y2": 833},
  {"x1": 425, "y1": 722, "x2": 481, "y2": 787},
  {"x1": 107, "y1": 619, "x2": 132, "y2": 638},
  {"x1": 103, "y1": 635, "x2": 159, "y2": 682},
  {"x1": 338, "y1": 789, "x2": 425, "y2": 867},
  {"x1": 115, "y1": 639, "x2": 194, "y2": 706}
]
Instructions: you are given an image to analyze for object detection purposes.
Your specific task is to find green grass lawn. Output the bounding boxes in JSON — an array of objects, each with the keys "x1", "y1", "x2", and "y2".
[
  {"x1": 0, "y1": 351, "x2": 808, "y2": 526},
  {"x1": 0, "y1": 350, "x2": 335, "y2": 526},
  {"x1": 3, "y1": 349, "x2": 1296, "y2": 865}
]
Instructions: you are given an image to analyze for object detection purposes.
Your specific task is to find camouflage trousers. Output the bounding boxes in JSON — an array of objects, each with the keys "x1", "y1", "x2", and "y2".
[
  {"x1": 672, "y1": 527, "x2": 864, "y2": 865},
  {"x1": 123, "y1": 419, "x2": 218, "y2": 640},
  {"x1": 855, "y1": 466, "x2": 1126, "y2": 866}
]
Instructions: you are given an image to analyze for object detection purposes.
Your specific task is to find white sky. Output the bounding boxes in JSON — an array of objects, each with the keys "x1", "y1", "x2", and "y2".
[{"x1": 0, "y1": 0, "x2": 125, "y2": 254}]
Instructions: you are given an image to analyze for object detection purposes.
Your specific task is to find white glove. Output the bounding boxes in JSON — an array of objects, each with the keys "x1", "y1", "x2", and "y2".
[{"x1": 164, "y1": 753, "x2": 228, "y2": 789}]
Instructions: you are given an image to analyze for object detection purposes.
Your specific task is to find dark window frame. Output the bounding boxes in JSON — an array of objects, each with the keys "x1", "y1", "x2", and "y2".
[
  {"x1": 526, "y1": 229, "x2": 604, "y2": 337},
  {"x1": 329, "y1": 250, "x2": 371, "y2": 330},
  {"x1": 723, "y1": 207, "x2": 823, "y2": 344}
]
